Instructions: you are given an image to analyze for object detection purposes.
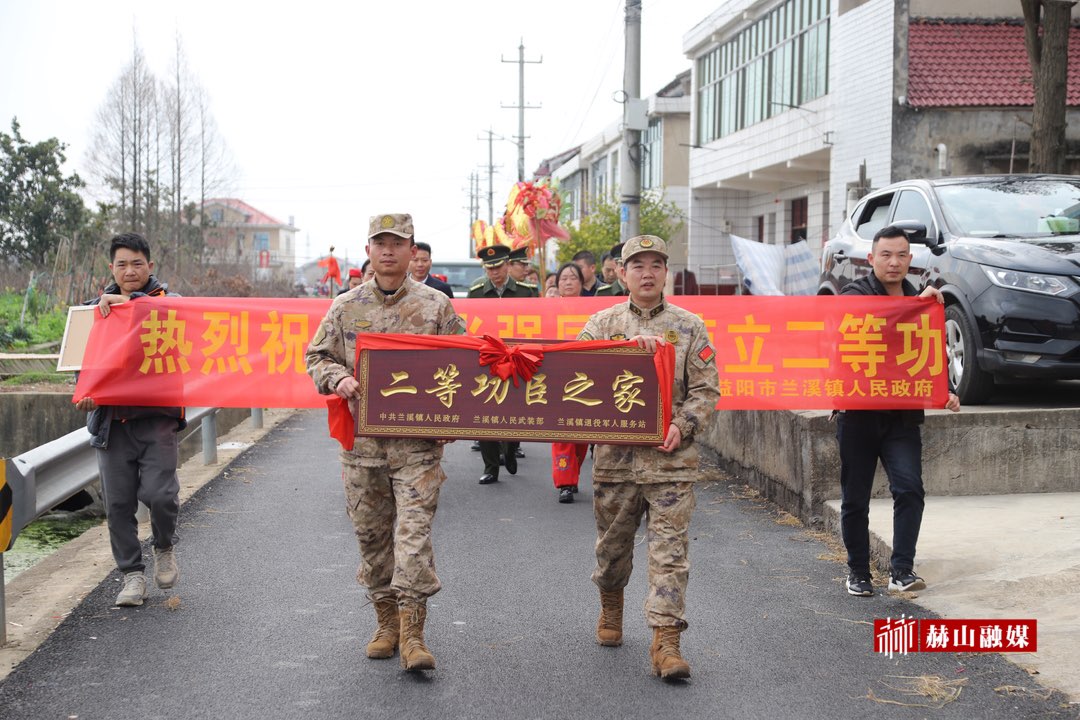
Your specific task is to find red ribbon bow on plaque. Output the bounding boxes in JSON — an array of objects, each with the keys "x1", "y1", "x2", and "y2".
[{"x1": 478, "y1": 335, "x2": 544, "y2": 386}]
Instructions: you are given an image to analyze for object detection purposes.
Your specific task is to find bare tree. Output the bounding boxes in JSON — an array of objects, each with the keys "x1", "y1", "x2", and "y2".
[
  {"x1": 86, "y1": 29, "x2": 236, "y2": 279},
  {"x1": 86, "y1": 36, "x2": 158, "y2": 234},
  {"x1": 162, "y1": 33, "x2": 197, "y2": 272},
  {"x1": 1022, "y1": 0, "x2": 1076, "y2": 173},
  {"x1": 193, "y1": 84, "x2": 239, "y2": 264}
]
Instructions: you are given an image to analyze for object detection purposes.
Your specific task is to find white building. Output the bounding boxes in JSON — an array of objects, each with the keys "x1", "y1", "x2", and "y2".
[{"x1": 682, "y1": 0, "x2": 1080, "y2": 291}]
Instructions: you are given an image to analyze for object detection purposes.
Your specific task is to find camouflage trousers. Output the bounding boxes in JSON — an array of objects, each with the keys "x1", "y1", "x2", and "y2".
[
  {"x1": 340, "y1": 449, "x2": 445, "y2": 603},
  {"x1": 591, "y1": 481, "x2": 696, "y2": 629}
]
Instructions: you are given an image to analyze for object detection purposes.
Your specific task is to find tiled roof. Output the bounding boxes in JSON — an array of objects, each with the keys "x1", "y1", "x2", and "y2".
[
  {"x1": 203, "y1": 198, "x2": 288, "y2": 227},
  {"x1": 532, "y1": 146, "x2": 581, "y2": 179},
  {"x1": 907, "y1": 19, "x2": 1080, "y2": 108}
]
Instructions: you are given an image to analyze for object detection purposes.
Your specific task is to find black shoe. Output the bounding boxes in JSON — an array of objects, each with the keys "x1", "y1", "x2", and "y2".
[
  {"x1": 558, "y1": 487, "x2": 574, "y2": 503},
  {"x1": 888, "y1": 570, "x2": 926, "y2": 592},
  {"x1": 471, "y1": 442, "x2": 481, "y2": 451},
  {"x1": 479, "y1": 473, "x2": 498, "y2": 485},
  {"x1": 514, "y1": 448, "x2": 526, "y2": 458},
  {"x1": 570, "y1": 485, "x2": 579, "y2": 494},
  {"x1": 846, "y1": 573, "x2": 873, "y2": 597},
  {"x1": 505, "y1": 453, "x2": 517, "y2": 475}
]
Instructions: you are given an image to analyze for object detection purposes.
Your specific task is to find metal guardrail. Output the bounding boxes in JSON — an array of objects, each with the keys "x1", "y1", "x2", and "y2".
[{"x1": 0, "y1": 406, "x2": 235, "y2": 645}]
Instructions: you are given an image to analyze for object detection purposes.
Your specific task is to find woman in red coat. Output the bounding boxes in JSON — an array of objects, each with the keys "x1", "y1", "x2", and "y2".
[{"x1": 550, "y1": 262, "x2": 590, "y2": 503}]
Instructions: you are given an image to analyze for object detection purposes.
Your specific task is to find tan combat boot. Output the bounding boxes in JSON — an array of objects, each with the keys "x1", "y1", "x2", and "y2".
[
  {"x1": 366, "y1": 599, "x2": 399, "y2": 659},
  {"x1": 399, "y1": 601, "x2": 436, "y2": 671},
  {"x1": 596, "y1": 589, "x2": 624, "y2": 646},
  {"x1": 650, "y1": 626, "x2": 691, "y2": 679}
]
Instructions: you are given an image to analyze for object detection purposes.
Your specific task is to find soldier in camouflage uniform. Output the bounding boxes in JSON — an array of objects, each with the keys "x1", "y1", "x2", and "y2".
[
  {"x1": 306, "y1": 213, "x2": 465, "y2": 672},
  {"x1": 577, "y1": 235, "x2": 719, "y2": 679},
  {"x1": 468, "y1": 244, "x2": 537, "y2": 483}
]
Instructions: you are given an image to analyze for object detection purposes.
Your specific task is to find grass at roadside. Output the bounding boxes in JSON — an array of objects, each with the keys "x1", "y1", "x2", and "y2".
[
  {"x1": 0, "y1": 291, "x2": 68, "y2": 350},
  {"x1": 1, "y1": 371, "x2": 72, "y2": 386}
]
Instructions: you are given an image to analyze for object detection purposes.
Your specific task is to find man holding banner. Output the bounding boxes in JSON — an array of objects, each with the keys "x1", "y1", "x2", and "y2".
[
  {"x1": 837, "y1": 224, "x2": 961, "y2": 598},
  {"x1": 305, "y1": 213, "x2": 465, "y2": 672},
  {"x1": 577, "y1": 235, "x2": 719, "y2": 679},
  {"x1": 74, "y1": 232, "x2": 185, "y2": 608}
]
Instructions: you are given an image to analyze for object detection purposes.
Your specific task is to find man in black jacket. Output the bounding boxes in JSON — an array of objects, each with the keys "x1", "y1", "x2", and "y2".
[
  {"x1": 75, "y1": 232, "x2": 186, "y2": 607},
  {"x1": 837, "y1": 225, "x2": 960, "y2": 598},
  {"x1": 410, "y1": 241, "x2": 454, "y2": 298}
]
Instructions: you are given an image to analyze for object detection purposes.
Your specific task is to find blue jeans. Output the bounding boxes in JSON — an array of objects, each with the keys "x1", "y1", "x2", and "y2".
[{"x1": 836, "y1": 412, "x2": 924, "y2": 576}]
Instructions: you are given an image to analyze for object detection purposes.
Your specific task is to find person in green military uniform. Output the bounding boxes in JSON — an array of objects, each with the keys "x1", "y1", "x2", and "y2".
[
  {"x1": 506, "y1": 246, "x2": 538, "y2": 291},
  {"x1": 594, "y1": 242, "x2": 627, "y2": 296},
  {"x1": 468, "y1": 244, "x2": 537, "y2": 484}
]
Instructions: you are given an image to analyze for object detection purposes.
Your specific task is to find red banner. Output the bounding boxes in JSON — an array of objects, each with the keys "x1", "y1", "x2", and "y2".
[{"x1": 73, "y1": 295, "x2": 947, "y2": 411}]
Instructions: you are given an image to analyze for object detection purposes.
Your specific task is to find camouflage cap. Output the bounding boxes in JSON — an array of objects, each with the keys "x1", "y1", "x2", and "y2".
[
  {"x1": 368, "y1": 213, "x2": 414, "y2": 240},
  {"x1": 621, "y1": 235, "x2": 668, "y2": 263},
  {"x1": 478, "y1": 244, "x2": 511, "y2": 267}
]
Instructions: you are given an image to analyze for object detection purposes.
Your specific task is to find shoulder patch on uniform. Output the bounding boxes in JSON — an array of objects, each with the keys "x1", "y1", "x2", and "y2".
[
  {"x1": 518, "y1": 281, "x2": 536, "y2": 288},
  {"x1": 578, "y1": 330, "x2": 595, "y2": 341},
  {"x1": 697, "y1": 343, "x2": 716, "y2": 365},
  {"x1": 469, "y1": 280, "x2": 486, "y2": 290}
]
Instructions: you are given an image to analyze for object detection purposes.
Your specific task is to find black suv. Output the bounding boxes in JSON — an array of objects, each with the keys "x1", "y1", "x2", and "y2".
[{"x1": 819, "y1": 175, "x2": 1080, "y2": 404}]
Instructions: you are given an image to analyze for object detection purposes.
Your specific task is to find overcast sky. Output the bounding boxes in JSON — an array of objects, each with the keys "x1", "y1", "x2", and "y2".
[{"x1": 1, "y1": 1, "x2": 719, "y2": 264}]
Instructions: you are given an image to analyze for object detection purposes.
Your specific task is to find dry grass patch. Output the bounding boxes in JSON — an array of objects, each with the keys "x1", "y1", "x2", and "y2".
[{"x1": 865, "y1": 674, "x2": 967, "y2": 709}]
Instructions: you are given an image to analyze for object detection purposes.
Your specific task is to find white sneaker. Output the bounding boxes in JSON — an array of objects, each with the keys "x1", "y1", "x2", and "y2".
[
  {"x1": 115, "y1": 572, "x2": 148, "y2": 606},
  {"x1": 154, "y1": 547, "x2": 179, "y2": 589}
]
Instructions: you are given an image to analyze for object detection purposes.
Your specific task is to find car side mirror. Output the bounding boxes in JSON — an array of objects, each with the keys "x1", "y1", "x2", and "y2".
[{"x1": 892, "y1": 219, "x2": 946, "y2": 256}]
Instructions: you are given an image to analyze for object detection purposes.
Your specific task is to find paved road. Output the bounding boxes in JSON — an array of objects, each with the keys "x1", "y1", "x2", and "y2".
[{"x1": 0, "y1": 411, "x2": 1074, "y2": 719}]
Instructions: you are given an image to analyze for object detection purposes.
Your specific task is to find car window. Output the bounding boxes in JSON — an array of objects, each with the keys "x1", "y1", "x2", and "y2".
[
  {"x1": 429, "y1": 261, "x2": 483, "y2": 293},
  {"x1": 937, "y1": 178, "x2": 1080, "y2": 237},
  {"x1": 892, "y1": 190, "x2": 936, "y2": 237},
  {"x1": 855, "y1": 194, "x2": 894, "y2": 240}
]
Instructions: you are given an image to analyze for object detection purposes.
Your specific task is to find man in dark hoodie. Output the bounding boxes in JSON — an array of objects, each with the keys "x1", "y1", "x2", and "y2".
[{"x1": 74, "y1": 232, "x2": 186, "y2": 607}]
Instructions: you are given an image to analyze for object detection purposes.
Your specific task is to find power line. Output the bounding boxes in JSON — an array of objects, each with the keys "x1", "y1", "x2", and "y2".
[{"x1": 559, "y1": 0, "x2": 624, "y2": 149}]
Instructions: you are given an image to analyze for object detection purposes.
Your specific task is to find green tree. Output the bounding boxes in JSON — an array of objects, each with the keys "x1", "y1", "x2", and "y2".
[
  {"x1": 0, "y1": 118, "x2": 86, "y2": 265},
  {"x1": 559, "y1": 190, "x2": 685, "y2": 266}
]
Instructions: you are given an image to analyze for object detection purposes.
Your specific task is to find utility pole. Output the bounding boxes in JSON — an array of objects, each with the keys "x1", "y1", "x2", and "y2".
[
  {"x1": 501, "y1": 40, "x2": 542, "y2": 182},
  {"x1": 477, "y1": 128, "x2": 505, "y2": 224},
  {"x1": 620, "y1": 0, "x2": 643, "y2": 241},
  {"x1": 468, "y1": 172, "x2": 479, "y2": 226}
]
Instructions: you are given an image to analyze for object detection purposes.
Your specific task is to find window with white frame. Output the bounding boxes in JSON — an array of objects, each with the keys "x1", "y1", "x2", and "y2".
[
  {"x1": 641, "y1": 118, "x2": 663, "y2": 190},
  {"x1": 591, "y1": 157, "x2": 607, "y2": 200},
  {"x1": 696, "y1": 0, "x2": 830, "y2": 144}
]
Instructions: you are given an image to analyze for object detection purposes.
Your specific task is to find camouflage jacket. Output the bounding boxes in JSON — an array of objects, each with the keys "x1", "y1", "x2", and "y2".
[
  {"x1": 578, "y1": 298, "x2": 719, "y2": 483},
  {"x1": 305, "y1": 277, "x2": 465, "y2": 459}
]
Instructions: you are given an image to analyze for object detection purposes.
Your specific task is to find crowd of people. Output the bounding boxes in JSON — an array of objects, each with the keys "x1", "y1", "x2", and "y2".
[{"x1": 73, "y1": 219, "x2": 954, "y2": 682}]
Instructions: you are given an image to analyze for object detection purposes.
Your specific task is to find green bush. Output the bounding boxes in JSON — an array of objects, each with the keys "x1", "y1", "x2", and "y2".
[{"x1": 0, "y1": 291, "x2": 67, "y2": 349}]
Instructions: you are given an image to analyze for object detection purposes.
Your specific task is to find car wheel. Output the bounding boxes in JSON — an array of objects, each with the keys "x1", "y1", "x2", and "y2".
[{"x1": 944, "y1": 304, "x2": 994, "y2": 405}]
